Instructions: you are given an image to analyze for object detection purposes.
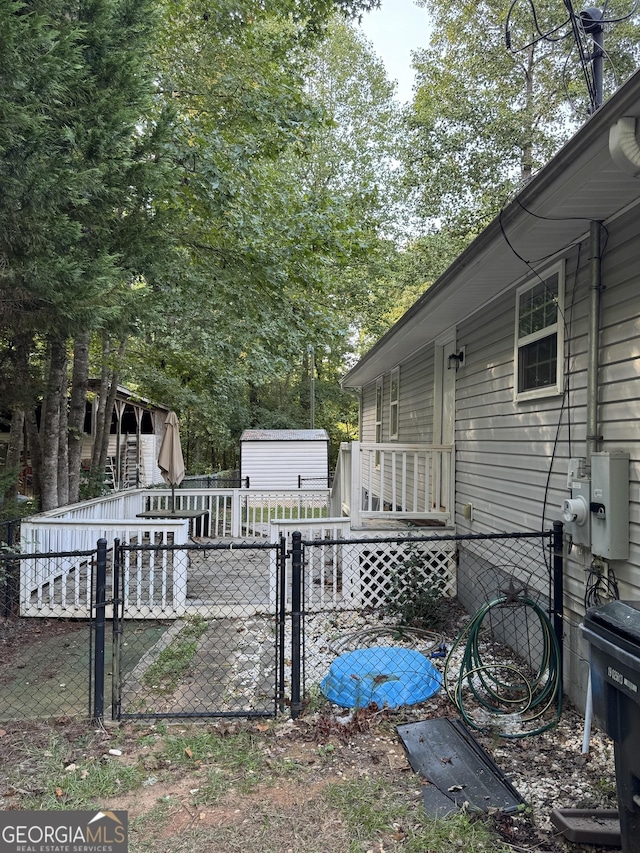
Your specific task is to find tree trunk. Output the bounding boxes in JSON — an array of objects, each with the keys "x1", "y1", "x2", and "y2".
[
  {"x1": 3, "y1": 407, "x2": 24, "y2": 503},
  {"x1": 24, "y1": 410, "x2": 43, "y2": 507},
  {"x1": 91, "y1": 338, "x2": 111, "y2": 474},
  {"x1": 68, "y1": 330, "x2": 91, "y2": 503},
  {"x1": 12, "y1": 334, "x2": 42, "y2": 506},
  {"x1": 90, "y1": 335, "x2": 127, "y2": 490},
  {"x1": 40, "y1": 337, "x2": 67, "y2": 511},
  {"x1": 57, "y1": 389, "x2": 69, "y2": 507}
]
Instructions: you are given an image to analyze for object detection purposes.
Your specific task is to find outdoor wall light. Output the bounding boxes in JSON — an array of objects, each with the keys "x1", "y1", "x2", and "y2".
[{"x1": 448, "y1": 351, "x2": 464, "y2": 370}]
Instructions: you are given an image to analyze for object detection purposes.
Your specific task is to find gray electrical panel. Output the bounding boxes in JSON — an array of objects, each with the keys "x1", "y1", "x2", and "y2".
[{"x1": 590, "y1": 451, "x2": 630, "y2": 560}]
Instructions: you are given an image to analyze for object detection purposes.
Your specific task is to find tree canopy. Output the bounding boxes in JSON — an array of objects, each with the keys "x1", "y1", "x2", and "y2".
[
  {"x1": 0, "y1": 0, "x2": 403, "y2": 507},
  {"x1": 2, "y1": 0, "x2": 639, "y2": 510}
]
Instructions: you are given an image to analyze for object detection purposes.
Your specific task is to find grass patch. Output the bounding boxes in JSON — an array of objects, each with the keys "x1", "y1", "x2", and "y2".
[
  {"x1": 159, "y1": 728, "x2": 296, "y2": 801},
  {"x1": 142, "y1": 616, "x2": 208, "y2": 695},
  {"x1": 3, "y1": 721, "x2": 514, "y2": 853},
  {"x1": 13, "y1": 733, "x2": 145, "y2": 811},
  {"x1": 324, "y1": 777, "x2": 507, "y2": 853},
  {"x1": 151, "y1": 774, "x2": 508, "y2": 853}
]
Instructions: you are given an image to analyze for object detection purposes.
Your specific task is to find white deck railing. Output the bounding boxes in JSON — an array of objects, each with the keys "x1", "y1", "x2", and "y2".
[
  {"x1": 19, "y1": 486, "x2": 330, "y2": 617},
  {"x1": 19, "y1": 518, "x2": 189, "y2": 618},
  {"x1": 330, "y1": 441, "x2": 454, "y2": 527},
  {"x1": 269, "y1": 518, "x2": 353, "y2": 611}
]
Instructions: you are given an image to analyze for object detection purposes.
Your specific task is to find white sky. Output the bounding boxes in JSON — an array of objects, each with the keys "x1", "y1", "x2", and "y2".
[{"x1": 358, "y1": 0, "x2": 432, "y2": 104}]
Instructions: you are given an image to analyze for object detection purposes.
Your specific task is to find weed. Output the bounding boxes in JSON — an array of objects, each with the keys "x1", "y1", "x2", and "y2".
[
  {"x1": 14, "y1": 734, "x2": 144, "y2": 811},
  {"x1": 385, "y1": 544, "x2": 448, "y2": 630},
  {"x1": 130, "y1": 795, "x2": 183, "y2": 838},
  {"x1": 158, "y1": 729, "x2": 296, "y2": 802},
  {"x1": 142, "y1": 616, "x2": 208, "y2": 695}
]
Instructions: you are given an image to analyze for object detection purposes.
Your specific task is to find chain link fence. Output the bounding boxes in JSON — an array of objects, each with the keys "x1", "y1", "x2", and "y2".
[
  {"x1": 0, "y1": 547, "x2": 99, "y2": 721},
  {"x1": 298, "y1": 528, "x2": 563, "y2": 737},
  {"x1": 1, "y1": 524, "x2": 563, "y2": 733},
  {"x1": 113, "y1": 538, "x2": 285, "y2": 720},
  {"x1": 1, "y1": 518, "x2": 21, "y2": 618}
]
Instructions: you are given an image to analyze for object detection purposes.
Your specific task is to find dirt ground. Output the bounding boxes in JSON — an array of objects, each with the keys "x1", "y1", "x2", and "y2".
[
  {"x1": 0, "y1": 611, "x2": 621, "y2": 852},
  {"x1": 0, "y1": 694, "x2": 620, "y2": 853}
]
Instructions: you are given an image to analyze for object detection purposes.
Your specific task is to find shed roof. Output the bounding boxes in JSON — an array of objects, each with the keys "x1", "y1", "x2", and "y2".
[
  {"x1": 342, "y1": 68, "x2": 640, "y2": 389},
  {"x1": 240, "y1": 429, "x2": 329, "y2": 442}
]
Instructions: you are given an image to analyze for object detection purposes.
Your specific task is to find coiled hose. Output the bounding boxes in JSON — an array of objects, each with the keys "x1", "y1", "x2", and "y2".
[{"x1": 444, "y1": 596, "x2": 562, "y2": 738}]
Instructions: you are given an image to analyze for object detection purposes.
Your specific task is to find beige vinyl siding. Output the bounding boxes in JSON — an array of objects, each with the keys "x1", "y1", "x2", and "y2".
[
  {"x1": 357, "y1": 347, "x2": 436, "y2": 511},
  {"x1": 397, "y1": 348, "x2": 435, "y2": 444},
  {"x1": 454, "y1": 218, "x2": 640, "y2": 701},
  {"x1": 455, "y1": 246, "x2": 588, "y2": 529},
  {"x1": 360, "y1": 347, "x2": 435, "y2": 445},
  {"x1": 360, "y1": 382, "x2": 378, "y2": 442},
  {"x1": 591, "y1": 211, "x2": 640, "y2": 600}
]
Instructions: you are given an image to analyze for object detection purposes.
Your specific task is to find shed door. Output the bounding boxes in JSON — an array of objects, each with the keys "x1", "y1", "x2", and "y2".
[{"x1": 434, "y1": 332, "x2": 456, "y2": 512}]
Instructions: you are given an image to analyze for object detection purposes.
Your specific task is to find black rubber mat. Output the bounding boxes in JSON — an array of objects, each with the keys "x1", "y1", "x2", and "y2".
[{"x1": 397, "y1": 718, "x2": 526, "y2": 817}]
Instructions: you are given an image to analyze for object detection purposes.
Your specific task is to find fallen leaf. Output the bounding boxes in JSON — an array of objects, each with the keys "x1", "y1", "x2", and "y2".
[
  {"x1": 256, "y1": 722, "x2": 269, "y2": 732},
  {"x1": 55, "y1": 787, "x2": 63, "y2": 799}
]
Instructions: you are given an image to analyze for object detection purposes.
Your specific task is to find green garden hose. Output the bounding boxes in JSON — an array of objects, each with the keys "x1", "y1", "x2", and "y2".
[{"x1": 444, "y1": 596, "x2": 562, "y2": 738}]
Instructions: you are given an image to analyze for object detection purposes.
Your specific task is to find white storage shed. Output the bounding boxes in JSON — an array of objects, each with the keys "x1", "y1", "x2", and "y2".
[{"x1": 240, "y1": 429, "x2": 330, "y2": 490}]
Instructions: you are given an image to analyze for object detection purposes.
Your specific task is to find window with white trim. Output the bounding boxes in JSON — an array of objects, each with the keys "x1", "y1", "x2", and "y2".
[
  {"x1": 515, "y1": 264, "x2": 564, "y2": 399},
  {"x1": 375, "y1": 377, "x2": 383, "y2": 465},
  {"x1": 389, "y1": 367, "x2": 399, "y2": 440}
]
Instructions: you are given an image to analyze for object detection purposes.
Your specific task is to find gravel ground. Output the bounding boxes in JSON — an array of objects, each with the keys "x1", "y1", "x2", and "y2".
[{"x1": 297, "y1": 605, "x2": 619, "y2": 851}]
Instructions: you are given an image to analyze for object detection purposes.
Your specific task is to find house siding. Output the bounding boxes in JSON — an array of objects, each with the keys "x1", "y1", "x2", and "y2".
[
  {"x1": 360, "y1": 347, "x2": 435, "y2": 445},
  {"x1": 453, "y1": 215, "x2": 640, "y2": 702},
  {"x1": 354, "y1": 206, "x2": 640, "y2": 705},
  {"x1": 398, "y1": 349, "x2": 435, "y2": 444},
  {"x1": 361, "y1": 381, "x2": 378, "y2": 442}
]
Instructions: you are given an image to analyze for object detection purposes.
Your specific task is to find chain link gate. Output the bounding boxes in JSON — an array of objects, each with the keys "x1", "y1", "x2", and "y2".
[{"x1": 111, "y1": 536, "x2": 288, "y2": 721}]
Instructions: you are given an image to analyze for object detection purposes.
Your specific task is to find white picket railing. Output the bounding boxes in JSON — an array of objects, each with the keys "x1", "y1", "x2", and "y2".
[
  {"x1": 269, "y1": 518, "x2": 353, "y2": 611},
  {"x1": 19, "y1": 486, "x2": 331, "y2": 618},
  {"x1": 330, "y1": 441, "x2": 454, "y2": 527},
  {"x1": 16, "y1": 452, "x2": 456, "y2": 619},
  {"x1": 19, "y1": 518, "x2": 189, "y2": 618}
]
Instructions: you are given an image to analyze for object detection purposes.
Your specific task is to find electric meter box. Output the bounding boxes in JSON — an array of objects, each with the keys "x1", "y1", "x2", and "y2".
[
  {"x1": 563, "y1": 460, "x2": 591, "y2": 548},
  {"x1": 590, "y1": 451, "x2": 630, "y2": 560}
]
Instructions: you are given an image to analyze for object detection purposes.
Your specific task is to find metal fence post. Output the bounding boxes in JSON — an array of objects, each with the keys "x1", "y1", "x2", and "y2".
[
  {"x1": 278, "y1": 534, "x2": 287, "y2": 713},
  {"x1": 111, "y1": 538, "x2": 121, "y2": 721},
  {"x1": 2, "y1": 520, "x2": 16, "y2": 617},
  {"x1": 93, "y1": 538, "x2": 107, "y2": 722},
  {"x1": 553, "y1": 521, "x2": 564, "y2": 679},
  {"x1": 290, "y1": 530, "x2": 303, "y2": 719}
]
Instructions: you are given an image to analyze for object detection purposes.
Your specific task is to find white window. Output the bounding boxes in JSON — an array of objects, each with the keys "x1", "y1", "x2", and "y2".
[
  {"x1": 515, "y1": 264, "x2": 564, "y2": 400},
  {"x1": 389, "y1": 367, "x2": 399, "y2": 440},
  {"x1": 375, "y1": 377, "x2": 383, "y2": 465}
]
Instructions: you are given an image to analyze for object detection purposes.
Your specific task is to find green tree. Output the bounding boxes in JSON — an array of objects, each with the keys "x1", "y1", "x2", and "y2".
[
  {"x1": 408, "y1": 0, "x2": 640, "y2": 239},
  {"x1": 0, "y1": 0, "x2": 173, "y2": 509},
  {"x1": 126, "y1": 6, "x2": 405, "y2": 465}
]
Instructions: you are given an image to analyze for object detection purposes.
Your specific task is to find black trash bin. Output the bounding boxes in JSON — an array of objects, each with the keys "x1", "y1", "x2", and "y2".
[{"x1": 583, "y1": 600, "x2": 640, "y2": 853}]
